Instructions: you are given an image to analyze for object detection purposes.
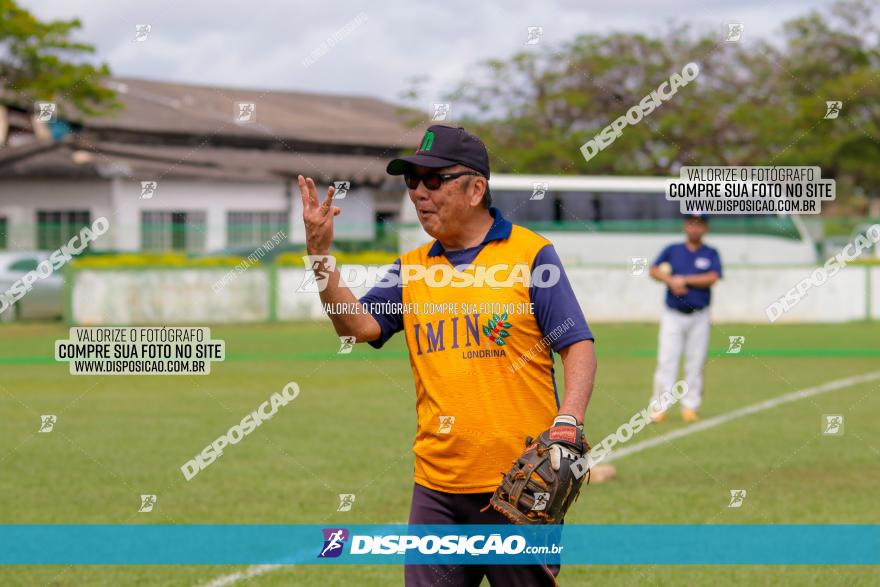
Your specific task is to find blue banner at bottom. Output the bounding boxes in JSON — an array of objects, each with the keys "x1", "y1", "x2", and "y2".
[{"x1": 0, "y1": 525, "x2": 876, "y2": 565}]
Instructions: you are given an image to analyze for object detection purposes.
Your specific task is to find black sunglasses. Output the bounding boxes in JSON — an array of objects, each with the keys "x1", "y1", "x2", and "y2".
[{"x1": 404, "y1": 171, "x2": 482, "y2": 190}]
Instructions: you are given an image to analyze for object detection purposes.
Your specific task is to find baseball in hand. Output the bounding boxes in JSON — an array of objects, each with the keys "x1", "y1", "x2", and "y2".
[{"x1": 657, "y1": 262, "x2": 673, "y2": 275}]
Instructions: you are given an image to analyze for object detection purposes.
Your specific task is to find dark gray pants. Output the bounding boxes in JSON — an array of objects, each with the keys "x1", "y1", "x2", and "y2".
[{"x1": 404, "y1": 483, "x2": 559, "y2": 587}]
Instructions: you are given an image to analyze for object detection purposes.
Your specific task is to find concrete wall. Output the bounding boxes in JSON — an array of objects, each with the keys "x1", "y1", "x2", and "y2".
[
  {"x1": 71, "y1": 268, "x2": 270, "y2": 324},
  {"x1": 872, "y1": 267, "x2": 880, "y2": 320},
  {"x1": 68, "y1": 264, "x2": 877, "y2": 325},
  {"x1": 571, "y1": 266, "x2": 869, "y2": 323}
]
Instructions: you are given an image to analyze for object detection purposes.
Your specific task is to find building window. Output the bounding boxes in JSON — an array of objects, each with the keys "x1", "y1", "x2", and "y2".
[
  {"x1": 227, "y1": 211, "x2": 288, "y2": 248},
  {"x1": 141, "y1": 211, "x2": 207, "y2": 252},
  {"x1": 0, "y1": 217, "x2": 7, "y2": 249},
  {"x1": 37, "y1": 210, "x2": 91, "y2": 250}
]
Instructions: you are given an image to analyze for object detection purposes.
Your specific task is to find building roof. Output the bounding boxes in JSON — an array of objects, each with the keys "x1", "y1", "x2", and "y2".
[
  {"x1": 0, "y1": 138, "x2": 395, "y2": 184},
  {"x1": 85, "y1": 77, "x2": 425, "y2": 150},
  {"x1": 0, "y1": 77, "x2": 427, "y2": 185}
]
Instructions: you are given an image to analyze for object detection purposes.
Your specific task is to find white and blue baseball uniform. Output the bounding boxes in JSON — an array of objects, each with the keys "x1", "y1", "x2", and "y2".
[{"x1": 650, "y1": 242, "x2": 723, "y2": 412}]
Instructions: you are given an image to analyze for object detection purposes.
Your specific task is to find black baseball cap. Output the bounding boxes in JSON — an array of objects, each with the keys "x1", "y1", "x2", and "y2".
[
  {"x1": 685, "y1": 213, "x2": 709, "y2": 223},
  {"x1": 387, "y1": 125, "x2": 490, "y2": 178}
]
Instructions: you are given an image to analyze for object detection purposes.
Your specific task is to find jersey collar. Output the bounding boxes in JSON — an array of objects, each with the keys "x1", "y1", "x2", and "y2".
[{"x1": 427, "y1": 207, "x2": 513, "y2": 257}]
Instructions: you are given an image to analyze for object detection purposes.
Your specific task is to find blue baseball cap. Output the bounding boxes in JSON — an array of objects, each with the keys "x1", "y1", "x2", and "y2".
[{"x1": 387, "y1": 125, "x2": 490, "y2": 178}]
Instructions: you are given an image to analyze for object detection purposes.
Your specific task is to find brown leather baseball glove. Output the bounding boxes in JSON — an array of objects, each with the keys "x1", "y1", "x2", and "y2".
[{"x1": 487, "y1": 415, "x2": 590, "y2": 524}]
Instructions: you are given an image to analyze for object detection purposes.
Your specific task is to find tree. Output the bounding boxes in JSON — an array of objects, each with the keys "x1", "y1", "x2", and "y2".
[
  {"x1": 0, "y1": 0, "x2": 118, "y2": 118},
  {"x1": 400, "y1": 0, "x2": 880, "y2": 211}
]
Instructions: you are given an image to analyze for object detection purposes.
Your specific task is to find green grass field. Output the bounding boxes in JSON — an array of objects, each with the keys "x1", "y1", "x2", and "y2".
[{"x1": 1, "y1": 320, "x2": 878, "y2": 586}]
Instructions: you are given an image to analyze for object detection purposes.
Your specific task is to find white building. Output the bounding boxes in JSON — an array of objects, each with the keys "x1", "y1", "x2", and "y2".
[{"x1": 0, "y1": 77, "x2": 421, "y2": 253}]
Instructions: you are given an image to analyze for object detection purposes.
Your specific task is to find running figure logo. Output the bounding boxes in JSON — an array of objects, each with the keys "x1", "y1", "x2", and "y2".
[
  {"x1": 725, "y1": 23, "x2": 743, "y2": 42},
  {"x1": 140, "y1": 181, "x2": 158, "y2": 200},
  {"x1": 138, "y1": 494, "x2": 157, "y2": 513},
  {"x1": 531, "y1": 492, "x2": 550, "y2": 511},
  {"x1": 431, "y1": 103, "x2": 450, "y2": 121},
  {"x1": 235, "y1": 102, "x2": 256, "y2": 123},
  {"x1": 337, "y1": 494, "x2": 356, "y2": 512},
  {"x1": 332, "y1": 181, "x2": 350, "y2": 199},
  {"x1": 297, "y1": 255, "x2": 337, "y2": 292},
  {"x1": 824, "y1": 101, "x2": 843, "y2": 119},
  {"x1": 530, "y1": 182, "x2": 548, "y2": 201},
  {"x1": 318, "y1": 528, "x2": 349, "y2": 558},
  {"x1": 437, "y1": 415, "x2": 455, "y2": 434},
  {"x1": 35, "y1": 102, "x2": 57, "y2": 122},
  {"x1": 822, "y1": 415, "x2": 844, "y2": 435},
  {"x1": 134, "y1": 24, "x2": 151, "y2": 42},
  {"x1": 630, "y1": 257, "x2": 648, "y2": 276},
  {"x1": 38, "y1": 415, "x2": 57, "y2": 433},
  {"x1": 338, "y1": 336, "x2": 356, "y2": 354},
  {"x1": 728, "y1": 489, "x2": 747, "y2": 508},
  {"x1": 727, "y1": 336, "x2": 745, "y2": 354},
  {"x1": 525, "y1": 26, "x2": 544, "y2": 45}
]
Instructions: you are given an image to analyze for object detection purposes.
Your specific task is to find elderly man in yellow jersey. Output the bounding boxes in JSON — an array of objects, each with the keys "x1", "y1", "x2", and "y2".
[{"x1": 298, "y1": 124, "x2": 597, "y2": 586}]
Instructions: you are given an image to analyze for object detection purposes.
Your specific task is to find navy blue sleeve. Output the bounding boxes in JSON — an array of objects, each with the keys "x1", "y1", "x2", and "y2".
[
  {"x1": 652, "y1": 244, "x2": 673, "y2": 267},
  {"x1": 711, "y1": 248, "x2": 723, "y2": 278},
  {"x1": 357, "y1": 259, "x2": 403, "y2": 349},
  {"x1": 530, "y1": 244, "x2": 594, "y2": 352}
]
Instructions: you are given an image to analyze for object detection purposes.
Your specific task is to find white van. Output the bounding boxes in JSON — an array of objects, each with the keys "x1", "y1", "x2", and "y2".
[{"x1": 399, "y1": 174, "x2": 818, "y2": 265}]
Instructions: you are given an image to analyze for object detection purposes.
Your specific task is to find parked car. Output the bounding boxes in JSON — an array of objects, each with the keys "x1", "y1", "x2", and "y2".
[{"x1": 0, "y1": 251, "x2": 64, "y2": 322}]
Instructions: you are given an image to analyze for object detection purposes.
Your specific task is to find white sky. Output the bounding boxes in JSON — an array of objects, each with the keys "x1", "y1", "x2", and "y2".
[{"x1": 26, "y1": 0, "x2": 840, "y2": 105}]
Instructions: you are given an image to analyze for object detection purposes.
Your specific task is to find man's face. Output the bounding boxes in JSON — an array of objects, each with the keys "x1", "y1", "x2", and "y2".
[
  {"x1": 407, "y1": 164, "x2": 484, "y2": 240},
  {"x1": 684, "y1": 218, "x2": 708, "y2": 241}
]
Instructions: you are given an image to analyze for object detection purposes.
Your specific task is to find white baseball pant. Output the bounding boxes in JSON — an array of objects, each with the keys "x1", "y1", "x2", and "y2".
[{"x1": 651, "y1": 306, "x2": 711, "y2": 412}]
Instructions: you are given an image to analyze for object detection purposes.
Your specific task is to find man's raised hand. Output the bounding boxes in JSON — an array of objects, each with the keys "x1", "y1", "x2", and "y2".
[{"x1": 298, "y1": 175, "x2": 340, "y2": 255}]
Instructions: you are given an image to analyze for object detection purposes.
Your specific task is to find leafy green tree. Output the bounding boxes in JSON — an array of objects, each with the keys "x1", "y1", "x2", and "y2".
[
  {"x1": 401, "y1": 0, "x2": 879, "y2": 211},
  {"x1": 779, "y1": 0, "x2": 880, "y2": 212},
  {"x1": 0, "y1": 0, "x2": 118, "y2": 117}
]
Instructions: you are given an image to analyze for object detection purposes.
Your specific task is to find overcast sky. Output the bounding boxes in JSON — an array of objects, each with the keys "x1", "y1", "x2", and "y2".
[{"x1": 27, "y1": 0, "x2": 840, "y2": 105}]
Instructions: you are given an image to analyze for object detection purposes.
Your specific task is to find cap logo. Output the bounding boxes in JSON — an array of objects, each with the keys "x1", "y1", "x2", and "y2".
[{"x1": 419, "y1": 130, "x2": 435, "y2": 152}]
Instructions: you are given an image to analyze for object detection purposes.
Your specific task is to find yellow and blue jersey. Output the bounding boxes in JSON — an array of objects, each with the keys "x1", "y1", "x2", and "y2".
[{"x1": 359, "y1": 207, "x2": 593, "y2": 493}]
